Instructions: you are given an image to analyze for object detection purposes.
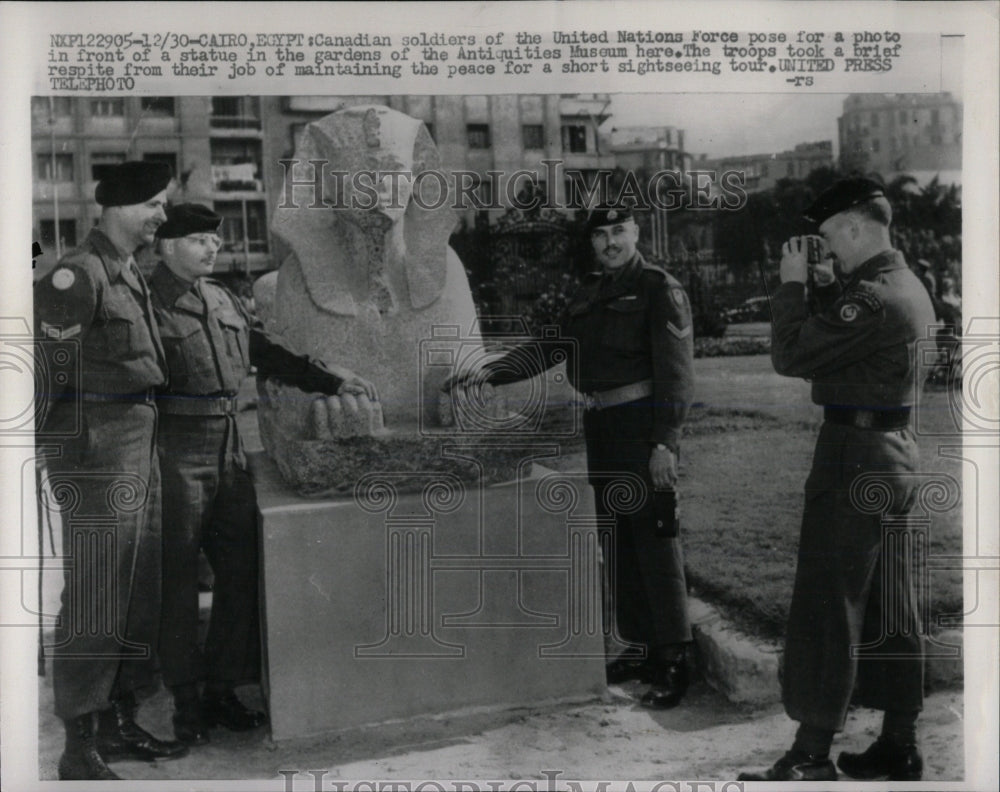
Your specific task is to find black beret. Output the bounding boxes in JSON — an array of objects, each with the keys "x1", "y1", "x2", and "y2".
[
  {"x1": 95, "y1": 161, "x2": 173, "y2": 207},
  {"x1": 585, "y1": 204, "x2": 636, "y2": 232},
  {"x1": 156, "y1": 203, "x2": 222, "y2": 239},
  {"x1": 803, "y1": 177, "x2": 886, "y2": 225}
]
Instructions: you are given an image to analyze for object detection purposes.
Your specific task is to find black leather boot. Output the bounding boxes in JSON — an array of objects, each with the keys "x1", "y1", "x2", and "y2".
[
  {"x1": 58, "y1": 712, "x2": 121, "y2": 781},
  {"x1": 201, "y1": 688, "x2": 267, "y2": 731},
  {"x1": 171, "y1": 685, "x2": 210, "y2": 746},
  {"x1": 640, "y1": 657, "x2": 689, "y2": 709},
  {"x1": 738, "y1": 750, "x2": 837, "y2": 781},
  {"x1": 838, "y1": 737, "x2": 923, "y2": 781},
  {"x1": 97, "y1": 691, "x2": 189, "y2": 761}
]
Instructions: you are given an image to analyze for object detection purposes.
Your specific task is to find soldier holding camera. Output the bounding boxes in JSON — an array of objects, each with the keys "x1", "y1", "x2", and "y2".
[
  {"x1": 446, "y1": 204, "x2": 695, "y2": 709},
  {"x1": 740, "y1": 178, "x2": 936, "y2": 782}
]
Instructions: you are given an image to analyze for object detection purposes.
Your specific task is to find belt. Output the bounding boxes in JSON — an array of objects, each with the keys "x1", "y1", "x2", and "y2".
[
  {"x1": 158, "y1": 395, "x2": 239, "y2": 417},
  {"x1": 824, "y1": 406, "x2": 911, "y2": 431},
  {"x1": 582, "y1": 379, "x2": 654, "y2": 411},
  {"x1": 67, "y1": 389, "x2": 156, "y2": 404}
]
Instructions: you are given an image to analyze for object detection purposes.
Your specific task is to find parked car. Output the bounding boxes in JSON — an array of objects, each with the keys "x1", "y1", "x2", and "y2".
[{"x1": 723, "y1": 296, "x2": 772, "y2": 324}]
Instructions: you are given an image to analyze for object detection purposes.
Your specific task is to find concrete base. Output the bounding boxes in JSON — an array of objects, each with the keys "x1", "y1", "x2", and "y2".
[{"x1": 249, "y1": 451, "x2": 607, "y2": 741}]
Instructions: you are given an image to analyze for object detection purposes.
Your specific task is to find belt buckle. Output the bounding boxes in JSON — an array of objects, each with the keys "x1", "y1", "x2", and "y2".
[{"x1": 855, "y1": 410, "x2": 874, "y2": 429}]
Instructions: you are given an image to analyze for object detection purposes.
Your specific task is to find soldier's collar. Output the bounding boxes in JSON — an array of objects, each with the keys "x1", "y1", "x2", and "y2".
[
  {"x1": 150, "y1": 261, "x2": 200, "y2": 306},
  {"x1": 847, "y1": 248, "x2": 904, "y2": 287},
  {"x1": 87, "y1": 228, "x2": 135, "y2": 280}
]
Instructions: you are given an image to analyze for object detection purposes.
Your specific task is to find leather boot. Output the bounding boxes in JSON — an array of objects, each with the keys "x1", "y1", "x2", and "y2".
[
  {"x1": 97, "y1": 691, "x2": 188, "y2": 761},
  {"x1": 640, "y1": 658, "x2": 689, "y2": 709},
  {"x1": 201, "y1": 688, "x2": 267, "y2": 731},
  {"x1": 171, "y1": 685, "x2": 210, "y2": 746},
  {"x1": 838, "y1": 737, "x2": 923, "y2": 781},
  {"x1": 58, "y1": 712, "x2": 121, "y2": 781},
  {"x1": 738, "y1": 750, "x2": 837, "y2": 781}
]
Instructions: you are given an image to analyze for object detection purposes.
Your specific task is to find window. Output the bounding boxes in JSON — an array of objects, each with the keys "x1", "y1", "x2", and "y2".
[
  {"x1": 36, "y1": 153, "x2": 73, "y2": 182},
  {"x1": 39, "y1": 219, "x2": 77, "y2": 250},
  {"x1": 90, "y1": 98, "x2": 124, "y2": 117},
  {"x1": 90, "y1": 152, "x2": 127, "y2": 181},
  {"x1": 522, "y1": 124, "x2": 545, "y2": 150},
  {"x1": 466, "y1": 123, "x2": 490, "y2": 149},
  {"x1": 210, "y1": 139, "x2": 263, "y2": 191},
  {"x1": 31, "y1": 96, "x2": 73, "y2": 118},
  {"x1": 215, "y1": 201, "x2": 268, "y2": 253},
  {"x1": 561, "y1": 124, "x2": 587, "y2": 153},
  {"x1": 142, "y1": 152, "x2": 177, "y2": 178},
  {"x1": 210, "y1": 96, "x2": 261, "y2": 129},
  {"x1": 140, "y1": 97, "x2": 175, "y2": 116}
]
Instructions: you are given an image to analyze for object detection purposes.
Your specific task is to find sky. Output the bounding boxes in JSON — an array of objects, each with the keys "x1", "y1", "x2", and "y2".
[{"x1": 605, "y1": 93, "x2": 850, "y2": 160}]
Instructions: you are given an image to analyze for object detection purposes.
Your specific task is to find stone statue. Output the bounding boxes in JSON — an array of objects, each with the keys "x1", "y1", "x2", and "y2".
[{"x1": 255, "y1": 105, "x2": 512, "y2": 494}]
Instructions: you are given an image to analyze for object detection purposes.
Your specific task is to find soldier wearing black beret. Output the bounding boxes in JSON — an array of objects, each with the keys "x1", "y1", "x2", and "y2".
[
  {"x1": 446, "y1": 203, "x2": 695, "y2": 709},
  {"x1": 149, "y1": 204, "x2": 268, "y2": 744},
  {"x1": 740, "y1": 178, "x2": 936, "y2": 782},
  {"x1": 35, "y1": 162, "x2": 187, "y2": 779}
]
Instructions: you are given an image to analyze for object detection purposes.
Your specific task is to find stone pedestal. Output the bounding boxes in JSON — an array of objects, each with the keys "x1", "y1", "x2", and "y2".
[{"x1": 249, "y1": 451, "x2": 607, "y2": 741}]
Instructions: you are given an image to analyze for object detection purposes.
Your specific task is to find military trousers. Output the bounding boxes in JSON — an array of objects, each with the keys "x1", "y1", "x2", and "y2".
[
  {"x1": 45, "y1": 401, "x2": 162, "y2": 720},
  {"x1": 157, "y1": 414, "x2": 261, "y2": 688},
  {"x1": 584, "y1": 399, "x2": 692, "y2": 655},
  {"x1": 782, "y1": 421, "x2": 925, "y2": 731}
]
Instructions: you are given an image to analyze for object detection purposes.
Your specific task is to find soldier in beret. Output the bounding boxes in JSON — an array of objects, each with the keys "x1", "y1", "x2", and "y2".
[
  {"x1": 740, "y1": 178, "x2": 936, "y2": 782},
  {"x1": 35, "y1": 161, "x2": 187, "y2": 780},
  {"x1": 445, "y1": 204, "x2": 695, "y2": 709},
  {"x1": 149, "y1": 204, "x2": 268, "y2": 744}
]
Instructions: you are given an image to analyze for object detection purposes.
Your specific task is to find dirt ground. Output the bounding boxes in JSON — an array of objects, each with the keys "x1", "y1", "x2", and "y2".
[{"x1": 37, "y1": 663, "x2": 965, "y2": 784}]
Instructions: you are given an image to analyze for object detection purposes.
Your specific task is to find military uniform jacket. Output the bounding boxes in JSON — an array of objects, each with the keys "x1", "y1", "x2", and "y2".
[
  {"x1": 770, "y1": 249, "x2": 936, "y2": 408},
  {"x1": 489, "y1": 253, "x2": 694, "y2": 450},
  {"x1": 149, "y1": 263, "x2": 251, "y2": 397},
  {"x1": 34, "y1": 228, "x2": 166, "y2": 421}
]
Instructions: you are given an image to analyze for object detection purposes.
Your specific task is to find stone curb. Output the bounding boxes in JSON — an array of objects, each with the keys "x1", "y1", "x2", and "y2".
[{"x1": 687, "y1": 597, "x2": 964, "y2": 708}]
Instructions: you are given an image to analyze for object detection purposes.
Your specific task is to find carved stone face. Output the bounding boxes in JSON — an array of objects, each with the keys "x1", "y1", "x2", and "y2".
[{"x1": 272, "y1": 105, "x2": 455, "y2": 316}]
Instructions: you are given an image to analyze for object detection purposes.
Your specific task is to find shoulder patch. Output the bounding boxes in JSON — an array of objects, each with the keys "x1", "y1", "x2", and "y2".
[
  {"x1": 670, "y1": 287, "x2": 686, "y2": 308},
  {"x1": 51, "y1": 268, "x2": 76, "y2": 290},
  {"x1": 839, "y1": 303, "x2": 861, "y2": 322}
]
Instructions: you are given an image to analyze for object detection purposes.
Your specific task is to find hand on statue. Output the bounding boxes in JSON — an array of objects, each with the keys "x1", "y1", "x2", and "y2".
[
  {"x1": 438, "y1": 366, "x2": 509, "y2": 428},
  {"x1": 337, "y1": 373, "x2": 379, "y2": 402}
]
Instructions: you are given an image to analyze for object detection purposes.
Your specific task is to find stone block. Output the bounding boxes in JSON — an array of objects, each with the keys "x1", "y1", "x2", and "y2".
[{"x1": 250, "y1": 451, "x2": 607, "y2": 740}]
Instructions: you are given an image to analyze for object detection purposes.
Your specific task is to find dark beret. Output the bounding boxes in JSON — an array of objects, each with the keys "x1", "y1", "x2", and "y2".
[
  {"x1": 803, "y1": 177, "x2": 886, "y2": 225},
  {"x1": 585, "y1": 204, "x2": 636, "y2": 232},
  {"x1": 95, "y1": 161, "x2": 173, "y2": 207},
  {"x1": 156, "y1": 203, "x2": 222, "y2": 239}
]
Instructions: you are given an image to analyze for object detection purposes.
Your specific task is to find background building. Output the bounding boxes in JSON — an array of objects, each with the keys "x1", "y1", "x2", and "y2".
[
  {"x1": 696, "y1": 141, "x2": 834, "y2": 193},
  {"x1": 838, "y1": 93, "x2": 962, "y2": 183},
  {"x1": 606, "y1": 125, "x2": 689, "y2": 173},
  {"x1": 32, "y1": 94, "x2": 617, "y2": 276}
]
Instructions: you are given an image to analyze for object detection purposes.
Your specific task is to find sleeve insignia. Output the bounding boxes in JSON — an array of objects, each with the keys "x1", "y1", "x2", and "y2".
[
  {"x1": 670, "y1": 287, "x2": 686, "y2": 308},
  {"x1": 40, "y1": 321, "x2": 81, "y2": 339},
  {"x1": 51, "y1": 268, "x2": 76, "y2": 290},
  {"x1": 666, "y1": 321, "x2": 692, "y2": 339},
  {"x1": 847, "y1": 286, "x2": 883, "y2": 312},
  {"x1": 839, "y1": 303, "x2": 860, "y2": 322}
]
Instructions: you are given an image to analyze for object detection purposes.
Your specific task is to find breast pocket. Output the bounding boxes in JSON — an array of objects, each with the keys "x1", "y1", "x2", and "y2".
[
  {"x1": 161, "y1": 327, "x2": 215, "y2": 391},
  {"x1": 216, "y1": 311, "x2": 249, "y2": 373},
  {"x1": 601, "y1": 296, "x2": 646, "y2": 353},
  {"x1": 95, "y1": 293, "x2": 143, "y2": 358}
]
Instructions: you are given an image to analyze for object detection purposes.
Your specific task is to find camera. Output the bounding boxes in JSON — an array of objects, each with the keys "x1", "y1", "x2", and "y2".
[{"x1": 418, "y1": 319, "x2": 579, "y2": 438}]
